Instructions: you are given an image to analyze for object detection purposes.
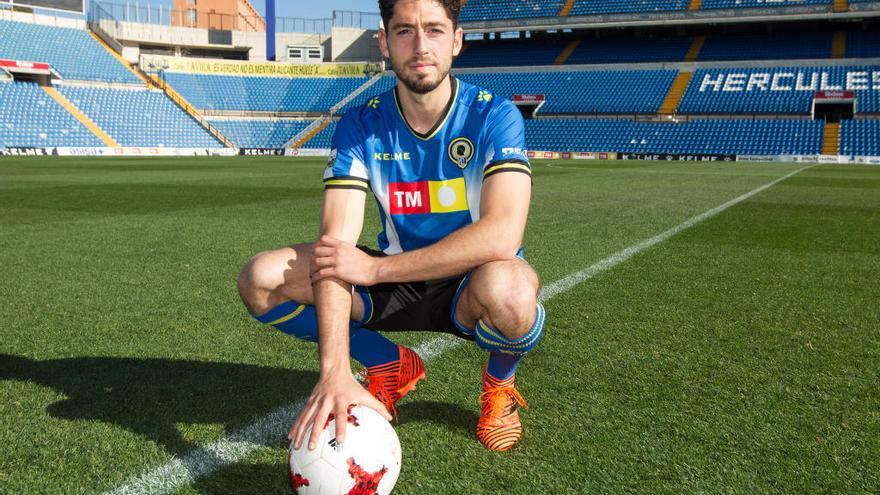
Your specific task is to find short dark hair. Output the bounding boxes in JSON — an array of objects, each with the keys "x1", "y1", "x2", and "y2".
[{"x1": 379, "y1": 0, "x2": 461, "y2": 30}]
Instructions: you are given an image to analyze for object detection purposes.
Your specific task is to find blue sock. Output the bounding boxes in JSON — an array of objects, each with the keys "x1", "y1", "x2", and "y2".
[
  {"x1": 252, "y1": 295, "x2": 399, "y2": 368},
  {"x1": 474, "y1": 303, "x2": 546, "y2": 380}
]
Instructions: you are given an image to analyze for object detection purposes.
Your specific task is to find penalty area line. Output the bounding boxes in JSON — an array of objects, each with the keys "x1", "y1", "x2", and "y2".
[{"x1": 102, "y1": 164, "x2": 811, "y2": 495}]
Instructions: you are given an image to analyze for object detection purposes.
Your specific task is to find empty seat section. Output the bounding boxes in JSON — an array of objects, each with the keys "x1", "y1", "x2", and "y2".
[
  {"x1": 0, "y1": 20, "x2": 140, "y2": 84},
  {"x1": 457, "y1": 70, "x2": 678, "y2": 113},
  {"x1": 460, "y1": 0, "x2": 565, "y2": 22},
  {"x1": 698, "y1": 31, "x2": 833, "y2": 61},
  {"x1": 567, "y1": 36, "x2": 693, "y2": 64},
  {"x1": 337, "y1": 75, "x2": 398, "y2": 114},
  {"x1": 570, "y1": 0, "x2": 689, "y2": 16},
  {"x1": 846, "y1": 30, "x2": 880, "y2": 58},
  {"x1": 0, "y1": 81, "x2": 103, "y2": 148},
  {"x1": 208, "y1": 119, "x2": 311, "y2": 148},
  {"x1": 456, "y1": 38, "x2": 565, "y2": 68},
  {"x1": 524, "y1": 119, "x2": 824, "y2": 155},
  {"x1": 701, "y1": 0, "x2": 830, "y2": 8},
  {"x1": 57, "y1": 85, "x2": 222, "y2": 148},
  {"x1": 302, "y1": 121, "x2": 337, "y2": 149},
  {"x1": 840, "y1": 119, "x2": 880, "y2": 157},
  {"x1": 678, "y1": 65, "x2": 880, "y2": 114},
  {"x1": 162, "y1": 73, "x2": 368, "y2": 112}
]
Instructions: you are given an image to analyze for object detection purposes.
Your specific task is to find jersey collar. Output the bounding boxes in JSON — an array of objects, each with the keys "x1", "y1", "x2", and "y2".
[{"x1": 393, "y1": 76, "x2": 459, "y2": 141}]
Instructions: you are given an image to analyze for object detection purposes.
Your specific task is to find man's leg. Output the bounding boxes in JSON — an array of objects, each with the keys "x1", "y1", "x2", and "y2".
[
  {"x1": 453, "y1": 259, "x2": 545, "y2": 451},
  {"x1": 236, "y1": 244, "x2": 400, "y2": 368}
]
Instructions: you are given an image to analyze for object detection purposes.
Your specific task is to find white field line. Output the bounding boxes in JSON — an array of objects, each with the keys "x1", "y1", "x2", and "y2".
[{"x1": 102, "y1": 165, "x2": 812, "y2": 495}]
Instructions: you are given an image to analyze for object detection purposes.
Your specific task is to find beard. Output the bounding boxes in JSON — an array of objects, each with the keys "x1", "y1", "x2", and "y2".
[{"x1": 391, "y1": 55, "x2": 451, "y2": 95}]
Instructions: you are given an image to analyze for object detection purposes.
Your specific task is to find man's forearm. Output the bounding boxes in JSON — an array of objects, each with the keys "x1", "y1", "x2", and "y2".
[
  {"x1": 375, "y1": 215, "x2": 520, "y2": 283},
  {"x1": 314, "y1": 277, "x2": 353, "y2": 376}
]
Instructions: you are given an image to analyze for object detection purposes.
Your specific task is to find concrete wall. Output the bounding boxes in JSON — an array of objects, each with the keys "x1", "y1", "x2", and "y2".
[
  {"x1": 330, "y1": 27, "x2": 380, "y2": 63},
  {"x1": 0, "y1": 8, "x2": 85, "y2": 29},
  {"x1": 98, "y1": 19, "x2": 329, "y2": 63}
]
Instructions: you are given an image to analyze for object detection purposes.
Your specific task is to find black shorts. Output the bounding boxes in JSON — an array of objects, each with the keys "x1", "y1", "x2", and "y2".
[{"x1": 355, "y1": 246, "x2": 474, "y2": 340}]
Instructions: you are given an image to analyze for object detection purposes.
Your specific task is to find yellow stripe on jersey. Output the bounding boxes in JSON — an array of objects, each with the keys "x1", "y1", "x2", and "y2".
[
  {"x1": 484, "y1": 162, "x2": 532, "y2": 177},
  {"x1": 428, "y1": 177, "x2": 469, "y2": 213},
  {"x1": 324, "y1": 179, "x2": 369, "y2": 190}
]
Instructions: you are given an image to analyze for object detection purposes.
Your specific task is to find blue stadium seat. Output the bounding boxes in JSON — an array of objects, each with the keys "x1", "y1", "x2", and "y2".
[
  {"x1": 456, "y1": 70, "x2": 678, "y2": 113},
  {"x1": 57, "y1": 85, "x2": 223, "y2": 148},
  {"x1": 303, "y1": 121, "x2": 337, "y2": 149},
  {"x1": 698, "y1": 31, "x2": 833, "y2": 61},
  {"x1": 570, "y1": 0, "x2": 689, "y2": 16},
  {"x1": 840, "y1": 119, "x2": 880, "y2": 157},
  {"x1": 0, "y1": 80, "x2": 103, "y2": 148},
  {"x1": 0, "y1": 20, "x2": 141, "y2": 84},
  {"x1": 460, "y1": 0, "x2": 565, "y2": 22},
  {"x1": 208, "y1": 119, "x2": 311, "y2": 148},
  {"x1": 846, "y1": 30, "x2": 880, "y2": 58},
  {"x1": 162, "y1": 73, "x2": 369, "y2": 112},
  {"x1": 701, "y1": 0, "x2": 830, "y2": 8},
  {"x1": 524, "y1": 118, "x2": 824, "y2": 155},
  {"x1": 456, "y1": 38, "x2": 565, "y2": 68}
]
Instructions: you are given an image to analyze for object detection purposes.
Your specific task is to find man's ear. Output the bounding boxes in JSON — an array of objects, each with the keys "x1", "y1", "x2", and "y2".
[
  {"x1": 378, "y1": 28, "x2": 391, "y2": 59},
  {"x1": 452, "y1": 26, "x2": 464, "y2": 57}
]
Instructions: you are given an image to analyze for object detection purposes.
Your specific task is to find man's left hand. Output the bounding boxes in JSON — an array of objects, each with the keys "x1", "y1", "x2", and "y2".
[{"x1": 311, "y1": 235, "x2": 380, "y2": 286}]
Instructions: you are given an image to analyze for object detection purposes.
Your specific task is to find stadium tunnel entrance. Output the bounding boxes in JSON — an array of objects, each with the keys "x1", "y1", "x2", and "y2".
[{"x1": 813, "y1": 91, "x2": 855, "y2": 123}]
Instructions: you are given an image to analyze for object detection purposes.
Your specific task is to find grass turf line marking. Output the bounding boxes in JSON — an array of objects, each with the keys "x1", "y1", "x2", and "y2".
[
  {"x1": 541, "y1": 164, "x2": 813, "y2": 301},
  {"x1": 102, "y1": 165, "x2": 811, "y2": 495}
]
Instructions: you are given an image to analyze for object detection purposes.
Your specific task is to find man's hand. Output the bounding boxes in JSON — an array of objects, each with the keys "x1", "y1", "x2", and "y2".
[
  {"x1": 311, "y1": 235, "x2": 380, "y2": 286},
  {"x1": 289, "y1": 368, "x2": 392, "y2": 451}
]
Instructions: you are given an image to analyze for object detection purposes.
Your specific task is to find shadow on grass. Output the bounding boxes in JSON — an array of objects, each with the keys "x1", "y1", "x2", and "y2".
[
  {"x1": 396, "y1": 400, "x2": 479, "y2": 439},
  {"x1": 0, "y1": 354, "x2": 317, "y2": 455}
]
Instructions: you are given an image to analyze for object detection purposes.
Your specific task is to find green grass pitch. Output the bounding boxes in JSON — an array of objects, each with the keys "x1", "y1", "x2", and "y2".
[{"x1": 1, "y1": 156, "x2": 878, "y2": 494}]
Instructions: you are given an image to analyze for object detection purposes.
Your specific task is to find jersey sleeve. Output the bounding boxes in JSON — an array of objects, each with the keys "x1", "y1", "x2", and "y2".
[
  {"x1": 481, "y1": 99, "x2": 532, "y2": 180},
  {"x1": 323, "y1": 110, "x2": 370, "y2": 192}
]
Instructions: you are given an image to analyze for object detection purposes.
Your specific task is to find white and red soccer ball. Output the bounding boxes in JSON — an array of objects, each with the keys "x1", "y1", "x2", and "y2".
[{"x1": 289, "y1": 405, "x2": 401, "y2": 495}]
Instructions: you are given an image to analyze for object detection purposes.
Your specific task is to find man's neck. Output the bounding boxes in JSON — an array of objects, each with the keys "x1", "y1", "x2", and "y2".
[{"x1": 396, "y1": 76, "x2": 453, "y2": 135}]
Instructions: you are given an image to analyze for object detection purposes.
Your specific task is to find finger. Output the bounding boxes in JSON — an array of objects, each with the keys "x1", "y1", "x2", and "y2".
[
  {"x1": 291, "y1": 400, "x2": 317, "y2": 448},
  {"x1": 310, "y1": 268, "x2": 334, "y2": 282},
  {"x1": 308, "y1": 405, "x2": 332, "y2": 450},
  {"x1": 334, "y1": 403, "x2": 350, "y2": 448},
  {"x1": 312, "y1": 246, "x2": 334, "y2": 257}
]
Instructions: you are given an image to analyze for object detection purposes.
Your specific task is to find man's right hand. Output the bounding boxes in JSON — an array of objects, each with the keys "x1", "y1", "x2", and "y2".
[{"x1": 289, "y1": 368, "x2": 392, "y2": 451}]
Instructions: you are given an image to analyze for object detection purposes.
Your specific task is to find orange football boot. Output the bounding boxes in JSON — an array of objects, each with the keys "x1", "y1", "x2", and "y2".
[
  {"x1": 362, "y1": 344, "x2": 425, "y2": 419},
  {"x1": 476, "y1": 368, "x2": 527, "y2": 452}
]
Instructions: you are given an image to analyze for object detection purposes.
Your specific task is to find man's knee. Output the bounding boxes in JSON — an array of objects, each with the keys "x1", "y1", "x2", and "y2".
[
  {"x1": 237, "y1": 246, "x2": 311, "y2": 315},
  {"x1": 468, "y1": 260, "x2": 540, "y2": 338}
]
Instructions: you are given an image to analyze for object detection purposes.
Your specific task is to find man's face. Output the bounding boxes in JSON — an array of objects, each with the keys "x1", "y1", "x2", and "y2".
[{"x1": 380, "y1": 0, "x2": 462, "y2": 95}]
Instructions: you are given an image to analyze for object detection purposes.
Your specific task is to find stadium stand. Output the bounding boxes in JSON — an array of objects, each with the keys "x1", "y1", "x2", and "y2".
[
  {"x1": 460, "y1": 0, "x2": 566, "y2": 22},
  {"x1": 569, "y1": 0, "x2": 689, "y2": 16},
  {"x1": 701, "y1": 0, "x2": 830, "y2": 9},
  {"x1": 337, "y1": 74, "x2": 397, "y2": 113},
  {"x1": 208, "y1": 119, "x2": 311, "y2": 149},
  {"x1": 161, "y1": 73, "x2": 369, "y2": 112},
  {"x1": 0, "y1": 19, "x2": 141, "y2": 84},
  {"x1": 302, "y1": 120, "x2": 337, "y2": 149},
  {"x1": 846, "y1": 30, "x2": 880, "y2": 57},
  {"x1": 56, "y1": 85, "x2": 223, "y2": 148},
  {"x1": 524, "y1": 118, "x2": 824, "y2": 155},
  {"x1": 840, "y1": 119, "x2": 880, "y2": 157},
  {"x1": 455, "y1": 38, "x2": 567, "y2": 68},
  {"x1": 0, "y1": 80, "x2": 104, "y2": 148},
  {"x1": 456, "y1": 70, "x2": 679, "y2": 113},
  {"x1": 678, "y1": 66, "x2": 880, "y2": 114},
  {"x1": 697, "y1": 31, "x2": 833, "y2": 61}
]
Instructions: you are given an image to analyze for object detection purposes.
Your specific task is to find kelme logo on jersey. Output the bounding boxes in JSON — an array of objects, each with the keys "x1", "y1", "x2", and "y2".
[
  {"x1": 448, "y1": 137, "x2": 474, "y2": 169},
  {"x1": 389, "y1": 178, "x2": 468, "y2": 215}
]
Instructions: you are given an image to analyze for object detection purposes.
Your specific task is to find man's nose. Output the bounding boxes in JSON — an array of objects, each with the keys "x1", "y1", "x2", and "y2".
[{"x1": 413, "y1": 28, "x2": 429, "y2": 55}]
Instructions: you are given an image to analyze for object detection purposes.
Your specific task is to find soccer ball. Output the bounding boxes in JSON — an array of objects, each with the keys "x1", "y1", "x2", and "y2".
[{"x1": 289, "y1": 405, "x2": 401, "y2": 495}]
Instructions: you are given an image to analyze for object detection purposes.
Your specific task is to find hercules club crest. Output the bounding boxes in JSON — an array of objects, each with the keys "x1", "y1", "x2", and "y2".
[{"x1": 448, "y1": 137, "x2": 474, "y2": 169}]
